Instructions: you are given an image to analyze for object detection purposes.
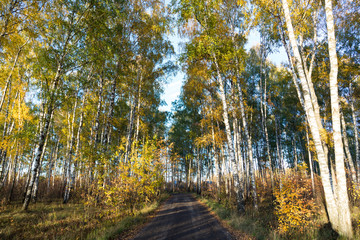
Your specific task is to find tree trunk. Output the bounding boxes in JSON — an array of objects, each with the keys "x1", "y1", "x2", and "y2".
[
  {"x1": 134, "y1": 84, "x2": 141, "y2": 144},
  {"x1": 63, "y1": 97, "x2": 78, "y2": 204},
  {"x1": 237, "y1": 81, "x2": 258, "y2": 210},
  {"x1": 281, "y1": 0, "x2": 352, "y2": 236},
  {"x1": 211, "y1": 120, "x2": 221, "y2": 199},
  {"x1": 23, "y1": 62, "x2": 63, "y2": 210},
  {"x1": 47, "y1": 139, "x2": 59, "y2": 191},
  {"x1": 103, "y1": 78, "x2": 116, "y2": 148},
  {"x1": 32, "y1": 115, "x2": 53, "y2": 203},
  {"x1": 293, "y1": 137, "x2": 298, "y2": 170},
  {"x1": 125, "y1": 66, "x2": 142, "y2": 164},
  {"x1": 172, "y1": 159, "x2": 175, "y2": 192},
  {"x1": 260, "y1": 72, "x2": 274, "y2": 188},
  {"x1": 197, "y1": 149, "x2": 201, "y2": 195},
  {"x1": 23, "y1": 116, "x2": 51, "y2": 209},
  {"x1": 89, "y1": 76, "x2": 104, "y2": 186},
  {"x1": 350, "y1": 83, "x2": 359, "y2": 182},
  {"x1": 213, "y1": 53, "x2": 245, "y2": 213},
  {"x1": 275, "y1": 117, "x2": 283, "y2": 172},
  {"x1": 341, "y1": 113, "x2": 356, "y2": 182},
  {"x1": 306, "y1": 127, "x2": 316, "y2": 194},
  {"x1": 326, "y1": 0, "x2": 353, "y2": 236},
  {"x1": 187, "y1": 158, "x2": 192, "y2": 192},
  {"x1": 124, "y1": 99, "x2": 136, "y2": 164},
  {"x1": 0, "y1": 40, "x2": 28, "y2": 112}
]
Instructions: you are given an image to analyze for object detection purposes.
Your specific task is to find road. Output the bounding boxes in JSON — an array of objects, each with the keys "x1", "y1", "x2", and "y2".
[{"x1": 132, "y1": 193, "x2": 234, "y2": 240}]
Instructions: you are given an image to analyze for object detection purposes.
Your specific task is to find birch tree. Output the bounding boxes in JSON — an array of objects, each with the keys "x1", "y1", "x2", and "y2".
[{"x1": 280, "y1": 0, "x2": 352, "y2": 236}]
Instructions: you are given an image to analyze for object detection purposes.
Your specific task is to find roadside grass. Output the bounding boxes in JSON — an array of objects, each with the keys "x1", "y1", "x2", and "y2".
[
  {"x1": 197, "y1": 195, "x2": 360, "y2": 240},
  {"x1": 0, "y1": 193, "x2": 169, "y2": 240},
  {"x1": 88, "y1": 193, "x2": 170, "y2": 240},
  {"x1": 197, "y1": 195, "x2": 275, "y2": 239}
]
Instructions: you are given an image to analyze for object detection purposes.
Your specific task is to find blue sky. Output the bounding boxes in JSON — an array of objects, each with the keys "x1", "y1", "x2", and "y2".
[{"x1": 159, "y1": 30, "x2": 287, "y2": 113}]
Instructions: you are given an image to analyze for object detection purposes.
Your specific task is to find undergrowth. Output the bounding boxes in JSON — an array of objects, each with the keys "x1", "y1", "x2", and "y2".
[
  {"x1": 0, "y1": 193, "x2": 169, "y2": 240},
  {"x1": 198, "y1": 174, "x2": 360, "y2": 240}
]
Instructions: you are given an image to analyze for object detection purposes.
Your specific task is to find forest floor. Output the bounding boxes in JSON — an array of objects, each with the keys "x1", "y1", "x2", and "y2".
[
  {"x1": 0, "y1": 193, "x2": 170, "y2": 240},
  {"x1": 130, "y1": 193, "x2": 235, "y2": 240},
  {"x1": 196, "y1": 194, "x2": 360, "y2": 240}
]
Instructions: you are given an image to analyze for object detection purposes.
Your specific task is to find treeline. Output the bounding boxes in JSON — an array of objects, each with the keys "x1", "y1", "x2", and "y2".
[
  {"x1": 168, "y1": 0, "x2": 359, "y2": 238},
  {"x1": 0, "y1": 0, "x2": 174, "y2": 211}
]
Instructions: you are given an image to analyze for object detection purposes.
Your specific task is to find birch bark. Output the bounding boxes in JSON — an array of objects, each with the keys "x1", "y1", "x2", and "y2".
[
  {"x1": 23, "y1": 101, "x2": 55, "y2": 210},
  {"x1": 237, "y1": 81, "x2": 258, "y2": 209},
  {"x1": 281, "y1": 0, "x2": 338, "y2": 229},
  {"x1": 306, "y1": 127, "x2": 316, "y2": 194},
  {"x1": 213, "y1": 53, "x2": 245, "y2": 213},
  {"x1": 341, "y1": 113, "x2": 356, "y2": 182},
  {"x1": 124, "y1": 66, "x2": 142, "y2": 164},
  {"x1": 325, "y1": 0, "x2": 353, "y2": 236},
  {"x1": 350, "y1": 83, "x2": 359, "y2": 181},
  {"x1": 281, "y1": 0, "x2": 353, "y2": 236},
  {"x1": 211, "y1": 120, "x2": 221, "y2": 198},
  {"x1": 63, "y1": 97, "x2": 78, "y2": 204}
]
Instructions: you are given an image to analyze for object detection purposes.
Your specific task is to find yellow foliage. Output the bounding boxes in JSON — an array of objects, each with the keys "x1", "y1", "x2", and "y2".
[
  {"x1": 349, "y1": 182, "x2": 360, "y2": 228},
  {"x1": 349, "y1": 182, "x2": 360, "y2": 203},
  {"x1": 274, "y1": 171, "x2": 318, "y2": 234},
  {"x1": 102, "y1": 138, "x2": 164, "y2": 214}
]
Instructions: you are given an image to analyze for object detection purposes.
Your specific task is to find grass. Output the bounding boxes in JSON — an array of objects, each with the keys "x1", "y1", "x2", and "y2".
[
  {"x1": 88, "y1": 193, "x2": 170, "y2": 240},
  {"x1": 197, "y1": 195, "x2": 275, "y2": 240},
  {"x1": 0, "y1": 193, "x2": 170, "y2": 240},
  {"x1": 196, "y1": 194, "x2": 360, "y2": 240}
]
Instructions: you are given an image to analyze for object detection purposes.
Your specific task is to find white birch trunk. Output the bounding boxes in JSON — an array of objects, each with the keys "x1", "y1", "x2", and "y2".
[
  {"x1": 124, "y1": 68, "x2": 142, "y2": 164},
  {"x1": 275, "y1": 117, "x2": 283, "y2": 172},
  {"x1": 47, "y1": 139, "x2": 59, "y2": 191},
  {"x1": 103, "y1": 78, "x2": 116, "y2": 147},
  {"x1": 8, "y1": 150, "x2": 18, "y2": 202},
  {"x1": 281, "y1": 0, "x2": 339, "y2": 230},
  {"x1": 211, "y1": 121, "x2": 221, "y2": 198},
  {"x1": 341, "y1": 113, "x2": 356, "y2": 182},
  {"x1": 63, "y1": 97, "x2": 78, "y2": 204},
  {"x1": 237, "y1": 82, "x2": 258, "y2": 209},
  {"x1": 306, "y1": 127, "x2": 316, "y2": 194},
  {"x1": 90, "y1": 77, "x2": 103, "y2": 184},
  {"x1": 0, "y1": 40, "x2": 28, "y2": 112},
  {"x1": 292, "y1": 137, "x2": 298, "y2": 170},
  {"x1": 350, "y1": 83, "x2": 360, "y2": 182},
  {"x1": 260, "y1": 67, "x2": 274, "y2": 187},
  {"x1": 197, "y1": 149, "x2": 201, "y2": 195},
  {"x1": 213, "y1": 53, "x2": 245, "y2": 212},
  {"x1": 124, "y1": 99, "x2": 135, "y2": 164},
  {"x1": 325, "y1": 0, "x2": 353, "y2": 236},
  {"x1": 32, "y1": 111, "x2": 53, "y2": 202},
  {"x1": 23, "y1": 107, "x2": 53, "y2": 210},
  {"x1": 134, "y1": 82, "x2": 142, "y2": 144}
]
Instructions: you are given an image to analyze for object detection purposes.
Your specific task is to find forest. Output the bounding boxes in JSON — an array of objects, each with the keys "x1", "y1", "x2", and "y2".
[{"x1": 0, "y1": 0, "x2": 359, "y2": 239}]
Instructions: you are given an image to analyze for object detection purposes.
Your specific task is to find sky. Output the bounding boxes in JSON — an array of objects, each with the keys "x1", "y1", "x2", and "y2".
[{"x1": 159, "y1": 30, "x2": 288, "y2": 113}]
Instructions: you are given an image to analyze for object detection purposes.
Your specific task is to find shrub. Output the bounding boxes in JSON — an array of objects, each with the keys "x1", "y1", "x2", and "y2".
[
  {"x1": 273, "y1": 167, "x2": 318, "y2": 235},
  {"x1": 102, "y1": 138, "x2": 164, "y2": 215}
]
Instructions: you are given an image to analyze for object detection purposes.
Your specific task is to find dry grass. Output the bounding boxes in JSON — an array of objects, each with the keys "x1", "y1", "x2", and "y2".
[
  {"x1": 0, "y1": 193, "x2": 170, "y2": 240},
  {"x1": 0, "y1": 201, "x2": 100, "y2": 239},
  {"x1": 198, "y1": 195, "x2": 276, "y2": 240},
  {"x1": 197, "y1": 194, "x2": 360, "y2": 240}
]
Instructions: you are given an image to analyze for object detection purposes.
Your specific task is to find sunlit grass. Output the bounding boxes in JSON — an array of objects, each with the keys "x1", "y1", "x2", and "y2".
[
  {"x1": 198, "y1": 196, "x2": 274, "y2": 240},
  {"x1": 0, "y1": 201, "x2": 109, "y2": 239},
  {"x1": 198, "y1": 195, "x2": 360, "y2": 240},
  {"x1": 0, "y1": 193, "x2": 169, "y2": 240}
]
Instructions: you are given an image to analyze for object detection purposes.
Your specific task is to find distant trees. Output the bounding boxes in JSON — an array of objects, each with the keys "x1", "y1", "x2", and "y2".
[
  {"x1": 0, "y1": 0, "x2": 174, "y2": 210},
  {"x1": 0, "y1": 0, "x2": 359, "y2": 237},
  {"x1": 170, "y1": 0, "x2": 359, "y2": 237}
]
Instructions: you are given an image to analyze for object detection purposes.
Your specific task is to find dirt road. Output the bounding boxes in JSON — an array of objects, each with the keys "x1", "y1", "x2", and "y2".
[{"x1": 132, "y1": 193, "x2": 233, "y2": 240}]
